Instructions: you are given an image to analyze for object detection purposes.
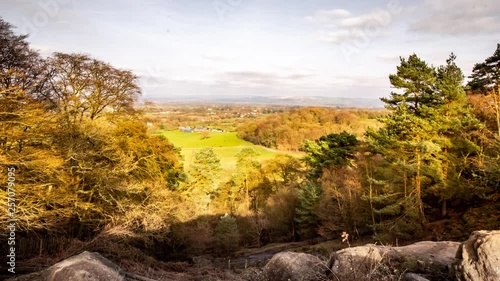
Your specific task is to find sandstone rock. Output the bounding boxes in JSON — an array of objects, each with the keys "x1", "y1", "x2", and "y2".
[
  {"x1": 327, "y1": 244, "x2": 393, "y2": 280},
  {"x1": 394, "y1": 241, "x2": 460, "y2": 273},
  {"x1": 47, "y1": 251, "x2": 126, "y2": 281},
  {"x1": 328, "y1": 241, "x2": 459, "y2": 281},
  {"x1": 263, "y1": 251, "x2": 327, "y2": 281},
  {"x1": 6, "y1": 251, "x2": 157, "y2": 281},
  {"x1": 453, "y1": 230, "x2": 500, "y2": 281}
]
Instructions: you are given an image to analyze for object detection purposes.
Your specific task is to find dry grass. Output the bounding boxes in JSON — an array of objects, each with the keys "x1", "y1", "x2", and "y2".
[
  {"x1": 327, "y1": 249, "x2": 407, "y2": 281},
  {"x1": 18, "y1": 227, "x2": 250, "y2": 281},
  {"x1": 20, "y1": 238, "x2": 86, "y2": 268}
]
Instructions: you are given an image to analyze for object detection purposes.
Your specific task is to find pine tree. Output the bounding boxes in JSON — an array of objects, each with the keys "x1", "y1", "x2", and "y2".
[
  {"x1": 366, "y1": 53, "x2": 479, "y2": 237},
  {"x1": 468, "y1": 44, "x2": 500, "y2": 136},
  {"x1": 294, "y1": 181, "x2": 322, "y2": 239},
  {"x1": 187, "y1": 147, "x2": 222, "y2": 212},
  {"x1": 468, "y1": 44, "x2": 500, "y2": 92},
  {"x1": 215, "y1": 213, "x2": 240, "y2": 254},
  {"x1": 432, "y1": 54, "x2": 483, "y2": 216},
  {"x1": 381, "y1": 54, "x2": 438, "y2": 117},
  {"x1": 370, "y1": 102, "x2": 438, "y2": 225},
  {"x1": 363, "y1": 51, "x2": 499, "y2": 240},
  {"x1": 302, "y1": 131, "x2": 358, "y2": 179}
]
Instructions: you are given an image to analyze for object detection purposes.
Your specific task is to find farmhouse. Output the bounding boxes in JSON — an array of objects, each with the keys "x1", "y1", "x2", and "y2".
[
  {"x1": 179, "y1": 127, "x2": 193, "y2": 133},
  {"x1": 179, "y1": 127, "x2": 224, "y2": 133}
]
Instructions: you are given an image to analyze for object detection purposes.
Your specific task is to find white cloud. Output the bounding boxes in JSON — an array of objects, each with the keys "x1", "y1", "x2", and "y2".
[
  {"x1": 410, "y1": 0, "x2": 500, "y2": 35},
  {"x1": 305, "y1": 9, "x2": 351, "y2": 24},
  {"x1": 306, "y1": 6, "x2": 401, "y2": 44},
  {"x1": 377, "y1": 53, "x2": 401, "y2": 63},
  {"x1": 202, "y1": 53, "x2": 234, "y2": 62},
  {"x1": 217, "y1": 71, "x2": 314, "y2": 88},
  {"x1": 329, "y1": 75, "x2": 388, "y2": 88}
]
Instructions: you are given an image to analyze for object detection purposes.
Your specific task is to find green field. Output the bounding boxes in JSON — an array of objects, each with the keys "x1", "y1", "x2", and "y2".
[{"x1": 161, "y1": 130, "x2": 298, "y2": 169}]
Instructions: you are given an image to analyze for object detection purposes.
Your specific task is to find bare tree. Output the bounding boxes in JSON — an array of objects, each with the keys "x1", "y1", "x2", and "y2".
[{"x1": 46, "y1": 52, "x2": 141, "y2": 124}]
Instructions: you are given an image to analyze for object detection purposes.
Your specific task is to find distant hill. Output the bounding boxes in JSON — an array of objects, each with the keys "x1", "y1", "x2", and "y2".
[{"x1": 148, "y1": 95, "x2": 384, "y2": 108}]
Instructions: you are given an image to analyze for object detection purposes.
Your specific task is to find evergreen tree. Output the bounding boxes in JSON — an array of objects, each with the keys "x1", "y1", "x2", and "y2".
[
  {"x1": 432, "y1": 54, "x2": 483, "y2": 216},
  {"x1": 468, "y1": 44, "x2": 500, "y2": 136},
  {"x1": 294, "y1": 181, "x2": 322, "y2": 239},
  {"x1": 301, "y1": 131, "x2": 360, "y2": 237},
  {"x1": 366, "y1": 53, "x2": 480, "y2": 238},
  {"x1": 215, "y1": 213, "x2": 240, "y2": 255},
  {"x1": 465, "y1": 44, "x2": 500, "y2": 209},
  {"x1": 302, "y1": 131, "x2": 358, "y2": 179},
  {"x1": 381, "y1": 54, "x2": 438, "y2": 117},
  {"x1": 187, "y1": 147, "x2": 222, "y2": 212},
  {"x1": 468, "y1": 44, "x2": 500, "y2": 92},
  {"x1": 369, "y1": 102, "x2": 438, "y2": 226}
]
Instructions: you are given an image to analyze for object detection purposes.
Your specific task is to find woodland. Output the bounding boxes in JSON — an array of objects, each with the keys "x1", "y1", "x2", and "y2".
[{"x1": 1, "y1": 17, "x2": 500, "y2": 276}]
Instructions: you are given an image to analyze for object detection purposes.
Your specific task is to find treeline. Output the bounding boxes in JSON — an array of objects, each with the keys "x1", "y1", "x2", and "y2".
[
  {"x1": 236, "y1": 107, "x2": 385, "y2": 151},
  {"x1": 143, "y1": 104, "x2": 284, "y2": 132}
]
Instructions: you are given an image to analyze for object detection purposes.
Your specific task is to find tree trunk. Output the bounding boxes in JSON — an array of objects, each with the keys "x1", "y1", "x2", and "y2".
[
  {"x1": 369, "y1": 183, "x2": 375, "y2": 226},
  {"x1": 245, "y1": 177, "x2": 249, "y2": 210},
  {"x1": 494, "y1": 86, "x2": 500, "y2": 137},
  {"x1": 366, "y1": 165, "x2": 376, "y2": 228},
  {"x1": 416, "y1": 148, "x2": 425, "y2": 224},
  {"x1": 442, "y1": 199, "x2": 447, "y2": 218},
  {"x1": 403, "y1": 158, "x2": 407, "y2": 198},
  {"x1": 441, "y1": 148, "x2": 449, "y2": 217}
]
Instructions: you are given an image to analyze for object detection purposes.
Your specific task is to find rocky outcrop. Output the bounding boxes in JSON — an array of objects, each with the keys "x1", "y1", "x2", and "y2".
[
  {"x1": 327, "y1": 244, "x2": 391, "y2": 280},
  {"x1": 327, "y1": 241, "x2": 460, "y2": 281},
  {"x1": 453, "y1": 230, "x2": 500, "y2": 281},
  {"x1": 394, "y1": 241, "x2": 460, "y2": 273},
  {"x1": 6, "y1": 251, "x2": 157, "y2": 281},
  {"x1": 263, "y1": 251, "x2": 327, "y2": 281}
]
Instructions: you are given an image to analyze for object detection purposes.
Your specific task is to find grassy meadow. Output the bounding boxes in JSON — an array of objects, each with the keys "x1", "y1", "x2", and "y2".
[{"x1": 161, "y1": 130, "x2": 303, "y2": 169}]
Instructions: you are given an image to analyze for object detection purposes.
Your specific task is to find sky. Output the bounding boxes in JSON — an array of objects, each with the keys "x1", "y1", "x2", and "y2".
[{"x1": 1, "y1": 0, "x2": 499, "y2": 100}]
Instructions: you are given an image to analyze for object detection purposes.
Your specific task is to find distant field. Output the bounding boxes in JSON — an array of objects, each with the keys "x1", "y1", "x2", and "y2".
[{"x1": 161, "y1": 130, "x2": 302, "y2": 169}]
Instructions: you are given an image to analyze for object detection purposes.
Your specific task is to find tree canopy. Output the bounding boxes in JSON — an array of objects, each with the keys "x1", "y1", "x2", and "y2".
[
  {"x1": 0, "y1": 19, "x2": 183, "y2": 239},
  {"x1": 468, "y1": 44, "x2": 500, "y2": 92}
]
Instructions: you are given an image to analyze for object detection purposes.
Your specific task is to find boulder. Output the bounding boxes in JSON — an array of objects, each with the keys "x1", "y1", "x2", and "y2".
[
  {"x1": 263, "y1": 251, "x2": 327, "y2": 281},
  {"x1": 6, "y1": 251, "x2": 156, "y2": 281},
  {"x1": 328, "y1": 241, "x2": 460, "y2": 281},
  {"x1": 394, "y1": 241, "x2": 460, "y2": 273},
  {"x1": 327, "y1": 244, "x2": 393, "y2": 280},
  {"x1": 453, "y1": 230, "x2": 500, "y2": 281}
]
